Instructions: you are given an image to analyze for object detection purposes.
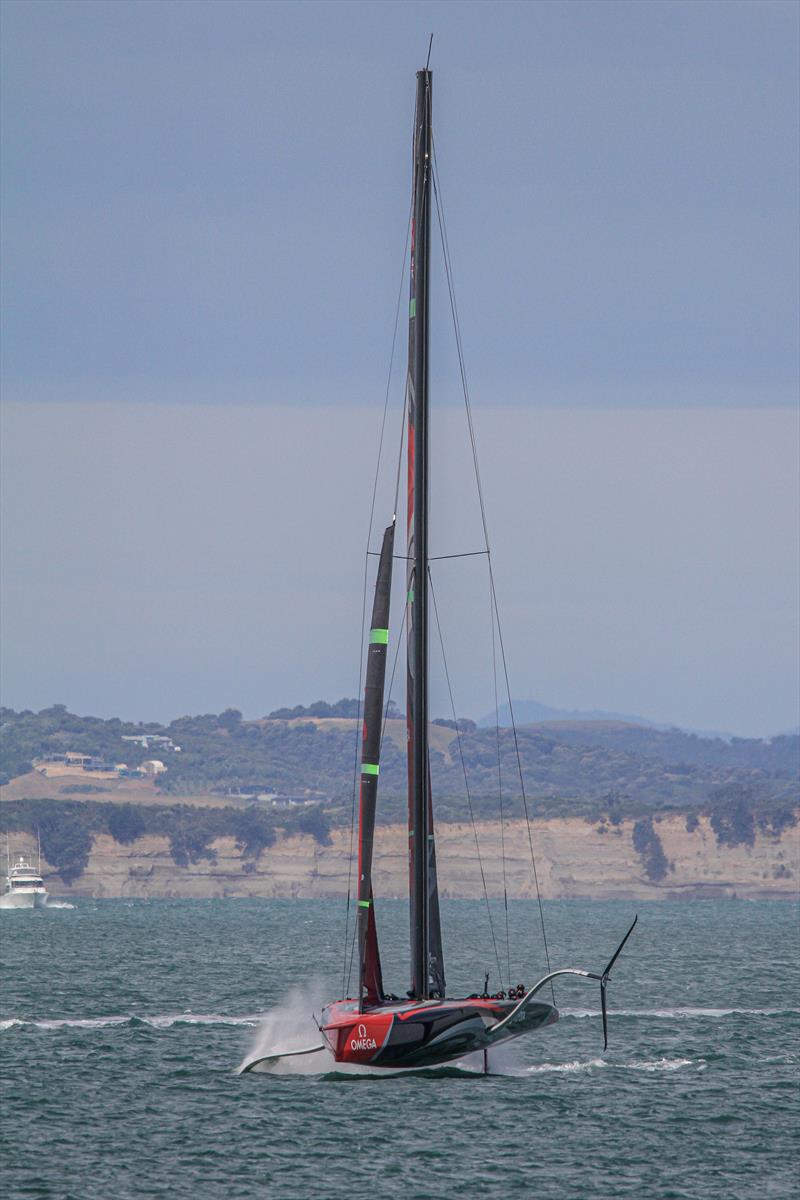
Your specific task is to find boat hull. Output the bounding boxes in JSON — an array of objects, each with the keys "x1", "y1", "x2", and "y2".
[
  {"x1": 321, "y1": 997, "x2": 558, "y2": 1069},
  {"x1": 0, "y1": 889, "x2": 47, "y2": 910}
]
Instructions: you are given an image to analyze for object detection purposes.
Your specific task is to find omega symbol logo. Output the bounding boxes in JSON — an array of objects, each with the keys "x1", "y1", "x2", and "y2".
[{"x1": 350, "y1": 1022, "x2": 377, "y2": 1052}]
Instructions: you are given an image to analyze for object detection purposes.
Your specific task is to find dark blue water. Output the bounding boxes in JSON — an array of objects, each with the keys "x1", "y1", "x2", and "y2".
[{"x1": 2, "y1": 899, "x2": 798, "y2": 1199}]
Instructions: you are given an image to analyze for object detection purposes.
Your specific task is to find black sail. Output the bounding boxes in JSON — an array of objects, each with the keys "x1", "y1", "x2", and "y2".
[
  {"x1": 357, "y1": 521, "x2": 395, "y2": 1008},
  {"x1": 425, "y1": 762, "x2": 445, "y2": 995},
  {"x1": 406, "y1": 68, "x2": 446, "y2": 1000}
]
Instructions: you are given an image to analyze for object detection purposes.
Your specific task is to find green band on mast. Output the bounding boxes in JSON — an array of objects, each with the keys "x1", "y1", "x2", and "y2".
[
  {"x1": 409, "y1": 298, "x2": 416, "y2": 318},
  {"x1": 369, "y1": 628, "x2": 389, "y2": 644},
  {"x1": 357, "y1": 899, "x2": 371, "y2": 908},
  {"x1": 361, "y1": 763, "x2": 379, "y2": 776}
]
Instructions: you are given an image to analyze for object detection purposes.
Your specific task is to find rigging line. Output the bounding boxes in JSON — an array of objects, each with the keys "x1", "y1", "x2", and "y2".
[
  {"x1": 392, "y1": 389, "x2": 408, "y2": 520},
  {"x1": 380, "y1": 604, "x2": 408, "y2": 748},
  {"x1": 387, "y1": 202, "x2": 409, "y2": 535},
  {"x1": 345, "y1": 890, "x2": 358, "y2": 998},
  {"x1": 430, "y1": 144, "x2": 492, "y2": 553},
  {"x1": 490, "y1": 571, "x2": 512, "y2": 986},
  {"x1": 489, "y1": 565, "x2": 555, "y2": 1004},
  {"x1": 432, "y1": 137, "x2": 553, "y2": 1001},
  {"x1": 430, "y1": 550, "x2": 489, "y2": 561},
  {"x1": 367, "y1": 550, "x2": 489, "y2": 561},
  {"x1": 428, "y1": 567, "x2": 505, "y2": 992},
  {"x1": 371, "y1": 199, "x2": 412, "y2": 541},
  {"x1": 342, "y1": 200, "x2": 412, "y2": 996},
  {"x1": 345, "y1": 869, "x2": 358, "y2": 997},
  {"x1": 341, "y1": 567, "x2": 365, "y2": 996}
]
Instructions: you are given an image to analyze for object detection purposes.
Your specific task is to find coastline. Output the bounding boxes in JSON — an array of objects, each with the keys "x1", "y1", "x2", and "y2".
[{"x1": 33, "y1": 814, "x2": 799, "y2": 902}]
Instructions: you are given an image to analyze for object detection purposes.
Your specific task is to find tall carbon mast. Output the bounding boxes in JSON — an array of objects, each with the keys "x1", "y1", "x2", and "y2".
[{"x1": 407, "y1": 68, "x2": 445, "y2": 1000}]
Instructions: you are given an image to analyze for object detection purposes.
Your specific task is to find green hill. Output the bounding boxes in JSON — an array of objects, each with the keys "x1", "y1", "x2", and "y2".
[
  {"x1": 2, "y1": 703, "x2": 796, "y2": 823},
  {"x1": 2, "y1": 704, "x2": 796, "y2": 888}
]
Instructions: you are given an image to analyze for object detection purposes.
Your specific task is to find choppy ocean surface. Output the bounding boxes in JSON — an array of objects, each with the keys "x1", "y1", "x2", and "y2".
[{"x1": 1, "y1": 898, "x2": 798, "y2": 1199}]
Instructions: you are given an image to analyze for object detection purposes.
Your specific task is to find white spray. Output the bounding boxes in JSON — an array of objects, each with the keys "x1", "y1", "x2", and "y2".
[{"x1": 237, "y1": 981, "x2": 333, "y2": 1075}]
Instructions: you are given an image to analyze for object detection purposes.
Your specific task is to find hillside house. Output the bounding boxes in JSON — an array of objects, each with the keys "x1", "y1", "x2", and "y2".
[{"x1": 138, "y1": 759, "x2": 167, "y2": 776}]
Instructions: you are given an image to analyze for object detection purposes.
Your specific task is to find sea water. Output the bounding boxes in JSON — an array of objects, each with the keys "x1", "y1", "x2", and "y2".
[{"x1": 1, "y1": 898, "x2": 797, "y2": 1199}]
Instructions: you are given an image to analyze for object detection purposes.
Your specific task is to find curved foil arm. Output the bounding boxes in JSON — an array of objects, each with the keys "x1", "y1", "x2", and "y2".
[{"x1": 488, "y1": 916, "x2": 638, "y2": 1050}]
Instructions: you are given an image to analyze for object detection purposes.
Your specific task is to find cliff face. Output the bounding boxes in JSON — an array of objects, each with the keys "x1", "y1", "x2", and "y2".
[{"x1": 42, "y1": 816, "x2": 798, "y2": 901}]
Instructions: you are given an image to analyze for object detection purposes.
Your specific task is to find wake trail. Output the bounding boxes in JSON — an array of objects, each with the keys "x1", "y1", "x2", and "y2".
[
  {"x1": 4, "y1": 1003, "x2": 796, "y2": 1041},
  {"x1": 0, "y1": 1013, "x2": 262, "y2": 1032},
  {"x1": 521, "y1": 1056, "x2": 696, "y2": 1076},
  {"x1": 561, "y1": 1006, "x2": 800, "y2": 1019}
]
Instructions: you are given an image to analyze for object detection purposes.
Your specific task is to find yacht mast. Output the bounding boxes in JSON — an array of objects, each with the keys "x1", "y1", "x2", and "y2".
[{"x1": 407, "y1": 67, "x2": 434, "y2": 999}]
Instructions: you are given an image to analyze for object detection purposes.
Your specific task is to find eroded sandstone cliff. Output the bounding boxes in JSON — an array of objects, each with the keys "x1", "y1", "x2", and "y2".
[{"x1": 40, "y1": 815, "x2": 798, "y2": 901}]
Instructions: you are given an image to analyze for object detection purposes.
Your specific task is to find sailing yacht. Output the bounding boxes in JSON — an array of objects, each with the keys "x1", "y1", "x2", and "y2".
[{"x1": 245, "y1": 62, "x2": 635, "y2": 1074}]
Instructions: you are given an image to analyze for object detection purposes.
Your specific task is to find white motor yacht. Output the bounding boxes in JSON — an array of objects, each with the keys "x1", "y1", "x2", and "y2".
[{"x1": 0, "y1": 849, "x2": 48, "y2": 909}]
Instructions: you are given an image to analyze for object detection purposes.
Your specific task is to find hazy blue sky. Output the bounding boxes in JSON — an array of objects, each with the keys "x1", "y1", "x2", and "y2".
[{"x1": 1, "y1": 1, "x2": 798, "y2": 736}]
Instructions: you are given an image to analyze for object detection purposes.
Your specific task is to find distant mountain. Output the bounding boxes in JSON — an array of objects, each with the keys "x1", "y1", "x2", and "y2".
[
  {"x1": 480, "y1": 699, "x2": 658, "y2": 729},
  {"x1": 480, "y1": 699, "x2": 738, "y2": 741}
]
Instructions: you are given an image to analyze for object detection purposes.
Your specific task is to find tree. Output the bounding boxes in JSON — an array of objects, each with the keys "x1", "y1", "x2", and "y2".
[
  {"x1": 39, "y1": 811, "x2": 93, "y2": 884},
  {"x1": 232, "y1": 807, "x2": 276, "y2": 858},
  {"x1": 108, "y1": 804, "x2": 146, "y2": 845},
  {"x1": 219, "y1": 708, "x2": 243, "y2": 731},
  {"x1": 168, "y1": 820, "x2": 218, "y2": 867},
  {"x1": 632, "y1": 818, "x2": 669, "y2": 882},
  {"x1": 297, "y1": 806, "x2": 332, "y2": 845}
]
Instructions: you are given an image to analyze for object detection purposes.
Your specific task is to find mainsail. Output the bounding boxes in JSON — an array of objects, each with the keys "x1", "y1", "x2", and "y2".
[
  {"x1": 356, "y1": 521, "x2": 395, "y2": 1008},
  {"x1": 406, "y1": 67, "x2": 446, "y2": 1000}
]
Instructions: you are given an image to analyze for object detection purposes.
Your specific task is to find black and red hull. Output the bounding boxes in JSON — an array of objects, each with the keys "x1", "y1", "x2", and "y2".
[{"x1": 321, "y1": 996, "x2": 558, "y2": 1069}]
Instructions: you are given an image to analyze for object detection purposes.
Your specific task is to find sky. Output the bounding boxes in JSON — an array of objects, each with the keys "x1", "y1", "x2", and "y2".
[{"x1": 1, "y1": 0, "x2": 798, "y2": 737}]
